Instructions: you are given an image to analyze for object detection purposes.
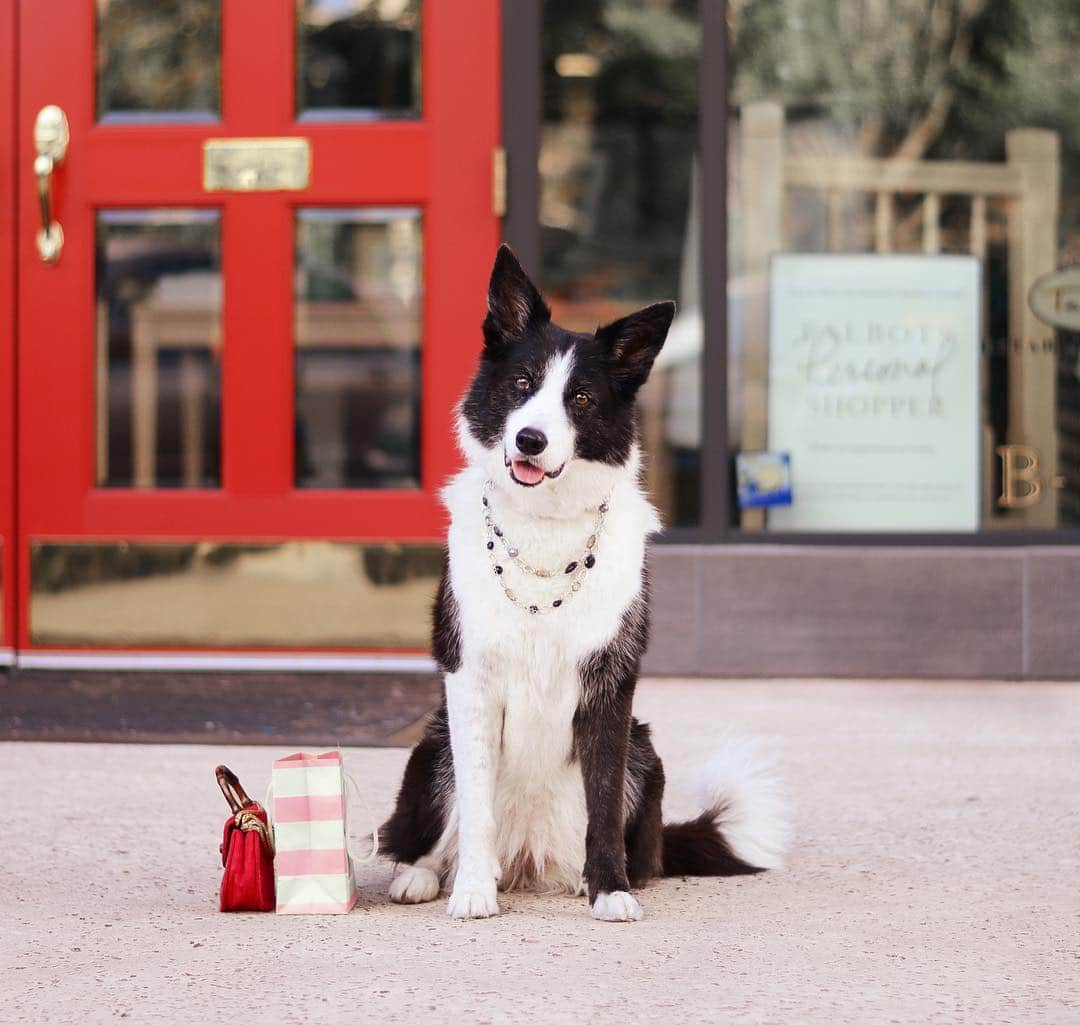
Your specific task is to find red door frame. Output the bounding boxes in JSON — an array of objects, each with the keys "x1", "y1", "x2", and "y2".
[
  {"x1": 16, "y1": 1, "x2": 500, "y2": 652},
  {"x1": 1, "y1": 0, "x2": 15, "y2": 660}
]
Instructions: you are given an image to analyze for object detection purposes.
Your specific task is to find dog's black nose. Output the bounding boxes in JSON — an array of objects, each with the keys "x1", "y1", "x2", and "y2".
[{"x1": 515, "y1": 427, "x2": 547, "y2": 456}]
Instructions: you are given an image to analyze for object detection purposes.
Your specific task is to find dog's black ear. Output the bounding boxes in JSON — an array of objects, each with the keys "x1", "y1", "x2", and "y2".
[
  {"x1": 483, "y1": 244, "x2": 550, "y2": 353},
  {"x1": 597, "y1": 301, "x2": 676, "y2": 395}
]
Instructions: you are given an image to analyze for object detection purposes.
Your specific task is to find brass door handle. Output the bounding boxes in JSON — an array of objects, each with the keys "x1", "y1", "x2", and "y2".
[{"x1": 33, "y1": 105, "x2": 69, "y2": 264}]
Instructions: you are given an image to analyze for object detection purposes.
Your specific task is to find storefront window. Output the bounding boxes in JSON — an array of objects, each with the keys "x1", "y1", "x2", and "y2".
[
  {"x1": 728, "y1": 1, "x2": 1080, "y2": 532},
  {"x1": 541, "y1": 0, "x2": 702, "y2": 528}
]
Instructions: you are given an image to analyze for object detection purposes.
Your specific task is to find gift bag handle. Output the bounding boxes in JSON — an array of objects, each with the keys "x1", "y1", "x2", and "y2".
[{"x1": 344, "y1": 770, "x2": 380, "y2": 865}]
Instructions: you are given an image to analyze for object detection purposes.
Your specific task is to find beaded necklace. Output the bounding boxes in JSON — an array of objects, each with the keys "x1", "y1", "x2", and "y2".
[{"x1": 482, "y1": 480, "x2": 610, "y2": 614}]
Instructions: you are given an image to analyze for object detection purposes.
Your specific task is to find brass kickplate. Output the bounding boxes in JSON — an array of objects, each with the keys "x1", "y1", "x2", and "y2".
[
  {"x1": 203, "y1": 137, "x2": 311, "y2": 192},
  {"x1": 29, "y1": 540, "x2": 441, "y2": 649}
]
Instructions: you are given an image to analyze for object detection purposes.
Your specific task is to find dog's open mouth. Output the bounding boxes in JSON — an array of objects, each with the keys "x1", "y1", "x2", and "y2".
[{"x1": 505, "y1": 455, "x2": 565, "y2": 487}]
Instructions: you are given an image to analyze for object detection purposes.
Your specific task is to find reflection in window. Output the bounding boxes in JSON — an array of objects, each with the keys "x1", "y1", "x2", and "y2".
[
  {"x1": 96, "y1": 0, "x2": 220, "y2": 119},
  {"x1": 96, "y1": 211, "x2": 222, "y2": 489},
  {"x1": 295, "y1": 209, "x2": 422, "y2": 489},
  {"x1": 728, "y1": 2, "x2": 1080, "y2": 532},
  {"x1": 297, "y1": 0, "x2": 421, "y2": 118},
  {"x1": 541, "y1": 1, "x2": 701, "y2": 527}
]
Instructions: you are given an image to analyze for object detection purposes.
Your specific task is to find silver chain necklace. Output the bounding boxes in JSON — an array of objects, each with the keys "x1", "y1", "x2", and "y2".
[{"x1": 482, "y1": 480, "x2": 610, "y2": 614}]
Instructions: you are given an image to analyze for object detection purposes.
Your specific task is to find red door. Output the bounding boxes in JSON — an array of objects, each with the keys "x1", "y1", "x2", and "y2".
[
  {"x1": 15, "y1": 1, "x2": 499, "y2": 658},
  {"x1": 0, "y1": 1, "x2": 14, "y2": 663}
]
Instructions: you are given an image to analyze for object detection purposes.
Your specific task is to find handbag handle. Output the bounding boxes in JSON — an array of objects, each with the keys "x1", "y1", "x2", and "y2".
[
  {"x1": 215, "y1": 764, "x2": 254, "y2": 815},
  {"x1": 217, "y1": 766, "x2": 274, "y2": 857}
]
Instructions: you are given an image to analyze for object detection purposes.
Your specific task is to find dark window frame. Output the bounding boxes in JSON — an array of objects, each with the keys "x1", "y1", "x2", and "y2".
[{"x1": 502, "y1": 0, "x2": 1080, "y2": 547}]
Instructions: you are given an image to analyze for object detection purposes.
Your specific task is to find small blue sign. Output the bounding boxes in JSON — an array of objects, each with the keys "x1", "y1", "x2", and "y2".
[{"x1": 736, "y1": 452, "x2": 793, "y2": 509}]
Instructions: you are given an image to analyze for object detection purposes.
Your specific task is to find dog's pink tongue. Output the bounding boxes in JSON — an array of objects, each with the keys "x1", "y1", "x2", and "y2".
[{"x1": 512, "y1": 460, "x2": 545, "y2": 485}]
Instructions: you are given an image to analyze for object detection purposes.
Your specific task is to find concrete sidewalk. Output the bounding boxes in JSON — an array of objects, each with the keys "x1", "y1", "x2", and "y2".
[{"x1": 3, "y1": 679, "x2": 1078, "y2": 1025}]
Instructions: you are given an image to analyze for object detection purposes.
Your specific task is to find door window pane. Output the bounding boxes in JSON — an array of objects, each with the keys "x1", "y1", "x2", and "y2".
[
  {"x1": 96, "y1": 211, "x2": 222, "y2": 489},
  {"x1": 541, "y1": 1, "x2": 701, "y2": 528},
  {"x1": 96, "y1": 0, "x2": 221, "y2": 120},
  {"x1": 729, "y1": 2, "x2": 1080, "y2": 532},
  {"x1": 295, "y1": 209, "x2": 422, "y2": 489},
  {"x1": 297, "y1": 0, "x2": 421, "y2": 119}
]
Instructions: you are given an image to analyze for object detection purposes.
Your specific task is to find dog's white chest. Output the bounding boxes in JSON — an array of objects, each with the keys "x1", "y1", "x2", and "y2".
[{"x1": 489, "y1": 641, "x2": 587, "y2": 892}]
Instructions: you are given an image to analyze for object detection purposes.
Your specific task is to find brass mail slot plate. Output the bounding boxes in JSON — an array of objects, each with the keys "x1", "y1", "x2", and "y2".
[{"x1": 203, "y1": 137, "x2": 311, "y2": 192}]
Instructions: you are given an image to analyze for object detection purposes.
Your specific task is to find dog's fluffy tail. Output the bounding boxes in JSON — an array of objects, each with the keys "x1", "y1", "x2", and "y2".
[{"x1": 662, "y1": 738, "x2": 792, "y2": 876}]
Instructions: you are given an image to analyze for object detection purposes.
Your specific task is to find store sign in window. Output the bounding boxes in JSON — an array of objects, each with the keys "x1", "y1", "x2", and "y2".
[{"x1": 766, "y1": 254, "x2": 981, "y2": 532}]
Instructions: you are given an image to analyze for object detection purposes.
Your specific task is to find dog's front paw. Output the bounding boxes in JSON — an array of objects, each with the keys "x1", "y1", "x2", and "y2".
[
  {"x1": 389, "y1": 864, "x2": 440, "y2": 905},
  {"x1": 447, "y1": 879, "x2": 500, "y2": 919},
  {"x1": 591, "y1": 890, "x2": 644, "y2": 922}
]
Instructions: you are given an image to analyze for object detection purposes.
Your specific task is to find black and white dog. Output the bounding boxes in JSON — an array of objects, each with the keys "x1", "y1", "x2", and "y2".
[{"x1": 381, "y1": 246, "x2": 789, "y2": 921}]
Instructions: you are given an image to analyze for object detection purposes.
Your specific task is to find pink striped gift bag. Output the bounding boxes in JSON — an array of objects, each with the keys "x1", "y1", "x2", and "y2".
[{"x1": 270, "y1": 750, "x2": 376, "y2": 914}]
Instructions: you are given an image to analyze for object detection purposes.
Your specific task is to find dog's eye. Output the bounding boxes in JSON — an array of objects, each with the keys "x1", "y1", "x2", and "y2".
[
  {"x1": 514, "y1": 376, "x2": 531, "y2": 392},
  {"x1": 573, "y1": 391, "x2": 591, "y2": 408}
]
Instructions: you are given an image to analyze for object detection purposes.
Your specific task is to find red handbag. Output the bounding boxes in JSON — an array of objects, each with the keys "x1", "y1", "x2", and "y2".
[{"x1": 216, "y1": 765, "x2": 276, "y2": 912}]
